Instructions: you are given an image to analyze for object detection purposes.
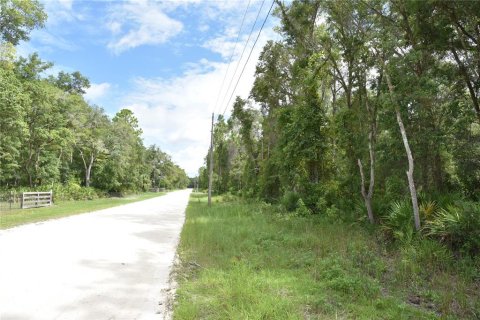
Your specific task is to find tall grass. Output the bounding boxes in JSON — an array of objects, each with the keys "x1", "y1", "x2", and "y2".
[{"x1": 174, "y1": 194, "x2": 479, "y2": 319}]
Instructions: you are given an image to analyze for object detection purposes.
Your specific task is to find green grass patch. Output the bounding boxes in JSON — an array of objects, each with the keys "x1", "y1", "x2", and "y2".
[
  {"x1": 173, "y1": 193, "x2": 479, "y2": 319},
  {"x1": 0, "y1": 192, "x2": 165, "y2": 229}
]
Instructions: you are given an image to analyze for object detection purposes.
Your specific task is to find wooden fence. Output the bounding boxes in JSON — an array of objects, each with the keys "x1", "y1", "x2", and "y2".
[{"x1": 21, "y1": 191, "x2": 53, "y2": 209}]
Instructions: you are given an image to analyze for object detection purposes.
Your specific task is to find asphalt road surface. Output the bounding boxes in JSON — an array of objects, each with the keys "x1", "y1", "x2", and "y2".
[{"x1": 0, "y1": 189, "x2": 191, "y2": 320}]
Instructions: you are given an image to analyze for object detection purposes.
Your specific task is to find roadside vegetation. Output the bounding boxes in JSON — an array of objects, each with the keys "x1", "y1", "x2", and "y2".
[
  {"x1": 0, "y1": 191, "x2": 165, "y2": 229},
  {"x1": 191, "y1": 3, "x2": 480, "y2": 313},
  {"x1": 174, "y1": 194, "x2": 479, "y2": 319}
]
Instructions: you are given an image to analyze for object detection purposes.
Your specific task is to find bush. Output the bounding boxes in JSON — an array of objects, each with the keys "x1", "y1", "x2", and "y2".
[
  {"x1": 52, "y1": 181, "x2": 105, "y2": 201},
  {"x1": 315, "y1": 197, "x2": 328, "y2": 214},
  {"x1": 295, "y1": 198, "x2": 312, "y2": 216},
  {"x1": 381, "y1": 200, "x2": 416, "y2": 244},
  {"x1": 282, "y1": 191, "x2": 300, "y2": 212},
  {"x1": 384, "y1": 175, "x2": 408, "y2": 202},
  {"x1": 425, "y1": 201, "x2": 480, "y2": 255}
]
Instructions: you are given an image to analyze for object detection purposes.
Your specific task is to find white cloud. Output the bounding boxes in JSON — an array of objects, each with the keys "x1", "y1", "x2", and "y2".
[
  {"x1": 84, "y1": 83, "x2": 111, "y2": 103},
  {"x1": 198, "y1": 24, "x2": 210, "y2": 32},
  {"x1": 30, "y1": 30, "x2": 77, "y2": 52},
  {"x1": 107, "y1": 21, "x2": 122, "y2": 34},
  {"x1": 41, "y1": 0, "x2": 83, "y2": 25},
  {"x1": 203, "y1": 32, "x2": 245, "y2": 60},
  {"x1": 106, "y1": 0, "x2": 183, "y2": 54}
]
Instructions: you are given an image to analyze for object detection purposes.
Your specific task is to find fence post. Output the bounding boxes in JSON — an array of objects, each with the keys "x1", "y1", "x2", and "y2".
[{"x1": 21, "y1": 193, "x2": 24, "y2": 209}]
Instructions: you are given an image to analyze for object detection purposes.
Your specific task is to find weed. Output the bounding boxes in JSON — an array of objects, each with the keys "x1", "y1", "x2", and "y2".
[{"x1": 173, "y1": 195, "x2": 479, "y2": 319}]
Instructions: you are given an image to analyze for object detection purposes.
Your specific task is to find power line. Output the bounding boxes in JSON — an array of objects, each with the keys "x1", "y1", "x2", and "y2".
[
  {"x1": 212, "y1": 0, "x2": 252, "y2": 115},
  {"x1": 218, "y1": 0, "x2": 267, "y2": 115},
  {"x1": 222, "y1": 0, "x2": 275, "y2": 117}
]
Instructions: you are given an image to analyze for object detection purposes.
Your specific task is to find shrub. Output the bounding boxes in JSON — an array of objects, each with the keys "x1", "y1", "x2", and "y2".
[
  {"x1": 425, "y1": 201, "x2": 480, "y2": 255},
  {"x1": 281, "y1": 191, "x2": 300, "y2": 212},
  {"x1": 419, "y1": 200, "x2": 438, "y2": 221},
  {"x1": 325, "y1": 205, "x2": 341, "y2": 219},
  {"x1": 295, "y1": 198, "x2": 312, "y2": 217},
  {"x1": 315, "y1": 197, "x2": 328, "y2": 214},
  {"x1": 384, "y1": 175, "x2": 408, "y2": 202},
  {"x1": 381, "y1": 200, "x2": 416, "y2": 244},
  {"x1": 52, "y1": 181, "x2": 105, "y2": 201}
]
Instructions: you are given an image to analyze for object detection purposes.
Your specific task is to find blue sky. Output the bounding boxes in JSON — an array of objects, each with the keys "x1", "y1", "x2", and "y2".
[{"x1": 19, "y1": 0, "x2": 279, "y2": 176}]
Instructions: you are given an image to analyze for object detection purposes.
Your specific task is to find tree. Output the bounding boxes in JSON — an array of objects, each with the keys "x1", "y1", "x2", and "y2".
[
  {"x1": 15, "y1": 53, "x2": 52, "y2": 80},
  {"x1": 0, "y1": 67, "x2": 28, "y2": 184},
  {"x1": 0, "y1": 0, "x2": 46, "y2": 45},
  {"x1": 71, "y1": 104, "x2": 109, "y2": 187},
  {"x1": 51, "y1": 71, "x2": 90, "y2": 95}
]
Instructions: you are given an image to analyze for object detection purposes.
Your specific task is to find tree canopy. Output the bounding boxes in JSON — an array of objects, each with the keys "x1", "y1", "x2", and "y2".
[{"x1": 201, "y1": 0, "x2": 480, "y2": 252}]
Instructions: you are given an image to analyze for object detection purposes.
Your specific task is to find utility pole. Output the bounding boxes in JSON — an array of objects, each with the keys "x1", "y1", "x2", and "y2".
[{"x1": 208, "y1": 113, "x2": 214, "y2": 206}]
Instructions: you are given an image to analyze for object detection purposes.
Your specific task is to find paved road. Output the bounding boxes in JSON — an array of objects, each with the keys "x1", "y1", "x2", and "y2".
[{"x1": 0, "y1": 189, "x2": 191, "y2": 320}]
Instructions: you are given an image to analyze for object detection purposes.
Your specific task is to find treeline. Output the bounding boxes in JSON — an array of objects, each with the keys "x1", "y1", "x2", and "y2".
[
  {"x1": 200, "y1": 0, "x2": 479, "y2": 254},
  {"x1": 0, "y1": 0, "x2": 189, "y2": 193}
]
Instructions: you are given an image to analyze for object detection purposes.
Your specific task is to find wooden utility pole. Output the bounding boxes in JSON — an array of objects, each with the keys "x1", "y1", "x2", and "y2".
[{"x1": 208, "y1": 113, "x2": 214, "y2": 206}]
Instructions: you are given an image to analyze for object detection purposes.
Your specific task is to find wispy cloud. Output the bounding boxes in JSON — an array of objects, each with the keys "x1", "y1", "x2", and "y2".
[
  {"x1": 84, "y1": 83, "x2": 111, "y2": 103},
  {"x1": 30, "y1": 30, "x2": 78, "y2": 52},
  {"x1": 106, "y1": 0, "x2": 183, "y2": 54},
  {"x1": 41, "y1": 0, "x2": 84, "y2": 25}
]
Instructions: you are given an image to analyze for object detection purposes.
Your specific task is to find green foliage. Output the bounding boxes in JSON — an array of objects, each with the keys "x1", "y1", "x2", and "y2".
[
  {"x1": 425, "y1": 202, "x2": 480, "y2": 255},
  {"x1": 0, "y1": 67, "x2": 28, "y2": 182},
  {"x1": 202, "y1": 0, "x2": 480, "y2": 254},
  {"x1": 0, "y1": 0, "x2": 47, "y2": 45},
  {"x1": 52, "y1": 181, "x2": 104, "y2": 201},
  {"x1": 295, "y1": 198, "x2": 311, "y2": 217},
  {"x1": 175, "y1": 195, "x2": 479, "y2": 319},
  {"x1": 281, "y1": 191, "x2": 300, "y2": 212},
  {"x1": 381, "y1": 200, "x2": 416, "y2": 244}
]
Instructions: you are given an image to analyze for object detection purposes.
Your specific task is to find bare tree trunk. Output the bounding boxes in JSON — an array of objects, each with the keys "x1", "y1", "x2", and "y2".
[
  {"x1": 358, "y1": 157, "x2": 374, "y2": 224},
  {"x1": 79, "y1": 150, "x2": 91, "y2": 187},
  {"x1": 357, "y1": 73, "x2": 377, "y2": 224},
  {"x1": 385, "y1": 71, "x2": 421, "y2": 231},
  {"x1": 85, "y1": 155, "x2": 94, "y2": 188}
]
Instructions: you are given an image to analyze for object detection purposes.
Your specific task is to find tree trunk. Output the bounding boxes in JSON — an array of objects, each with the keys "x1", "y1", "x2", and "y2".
[
  {"x1": 357, "y1": 73, "x2": 377, "y2": 224},
  {"x1": 79, "y1": 150, "x2": 93, "y2": 188},
  {"x1": 385, "y1": 71, "x2": 421, "y2": 231},
  {"x1": 358, "y1": 158, "x2": 374, "y2": 224},
  {"x1": 85, "y1": 155, "x2": 94, "y2": 188}
]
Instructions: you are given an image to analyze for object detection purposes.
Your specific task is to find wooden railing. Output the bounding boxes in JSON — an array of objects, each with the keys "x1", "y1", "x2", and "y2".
[{"x1": 21, "y1": 191, "x2": 53, "y2": 209}]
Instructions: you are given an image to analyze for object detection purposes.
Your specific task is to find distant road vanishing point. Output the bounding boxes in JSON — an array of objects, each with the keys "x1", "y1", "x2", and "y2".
[{"x1": 0, "y1": 189, "x2": 191, "y2": 320}]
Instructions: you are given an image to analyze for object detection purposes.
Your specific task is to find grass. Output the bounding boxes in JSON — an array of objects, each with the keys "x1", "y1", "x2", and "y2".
[
  {"x1": 173, "y1": 193, "x2": 479, "y2": 319},
  {"x1": 0, "y1": 192, "x2": 165, "y2": 229}
]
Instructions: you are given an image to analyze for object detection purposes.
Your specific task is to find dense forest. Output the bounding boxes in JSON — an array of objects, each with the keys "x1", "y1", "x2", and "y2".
[
  {"x1": 200, "y1": 0, "x2": 480, "y2": 255},
  {"x1": 0, "y1": 0, "x2": 189, "y2": 196}
]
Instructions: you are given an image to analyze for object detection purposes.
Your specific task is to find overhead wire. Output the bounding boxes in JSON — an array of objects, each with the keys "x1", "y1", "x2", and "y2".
[
  {"x1": 211, "y1": 0, "x2": 252, "y2": 115},
  {"x1": 217, "y1": 0, "x2": 267, "y2": 116},
  {"x1": 222, "y1": 0, "x2": 275, "y2": 117}
]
